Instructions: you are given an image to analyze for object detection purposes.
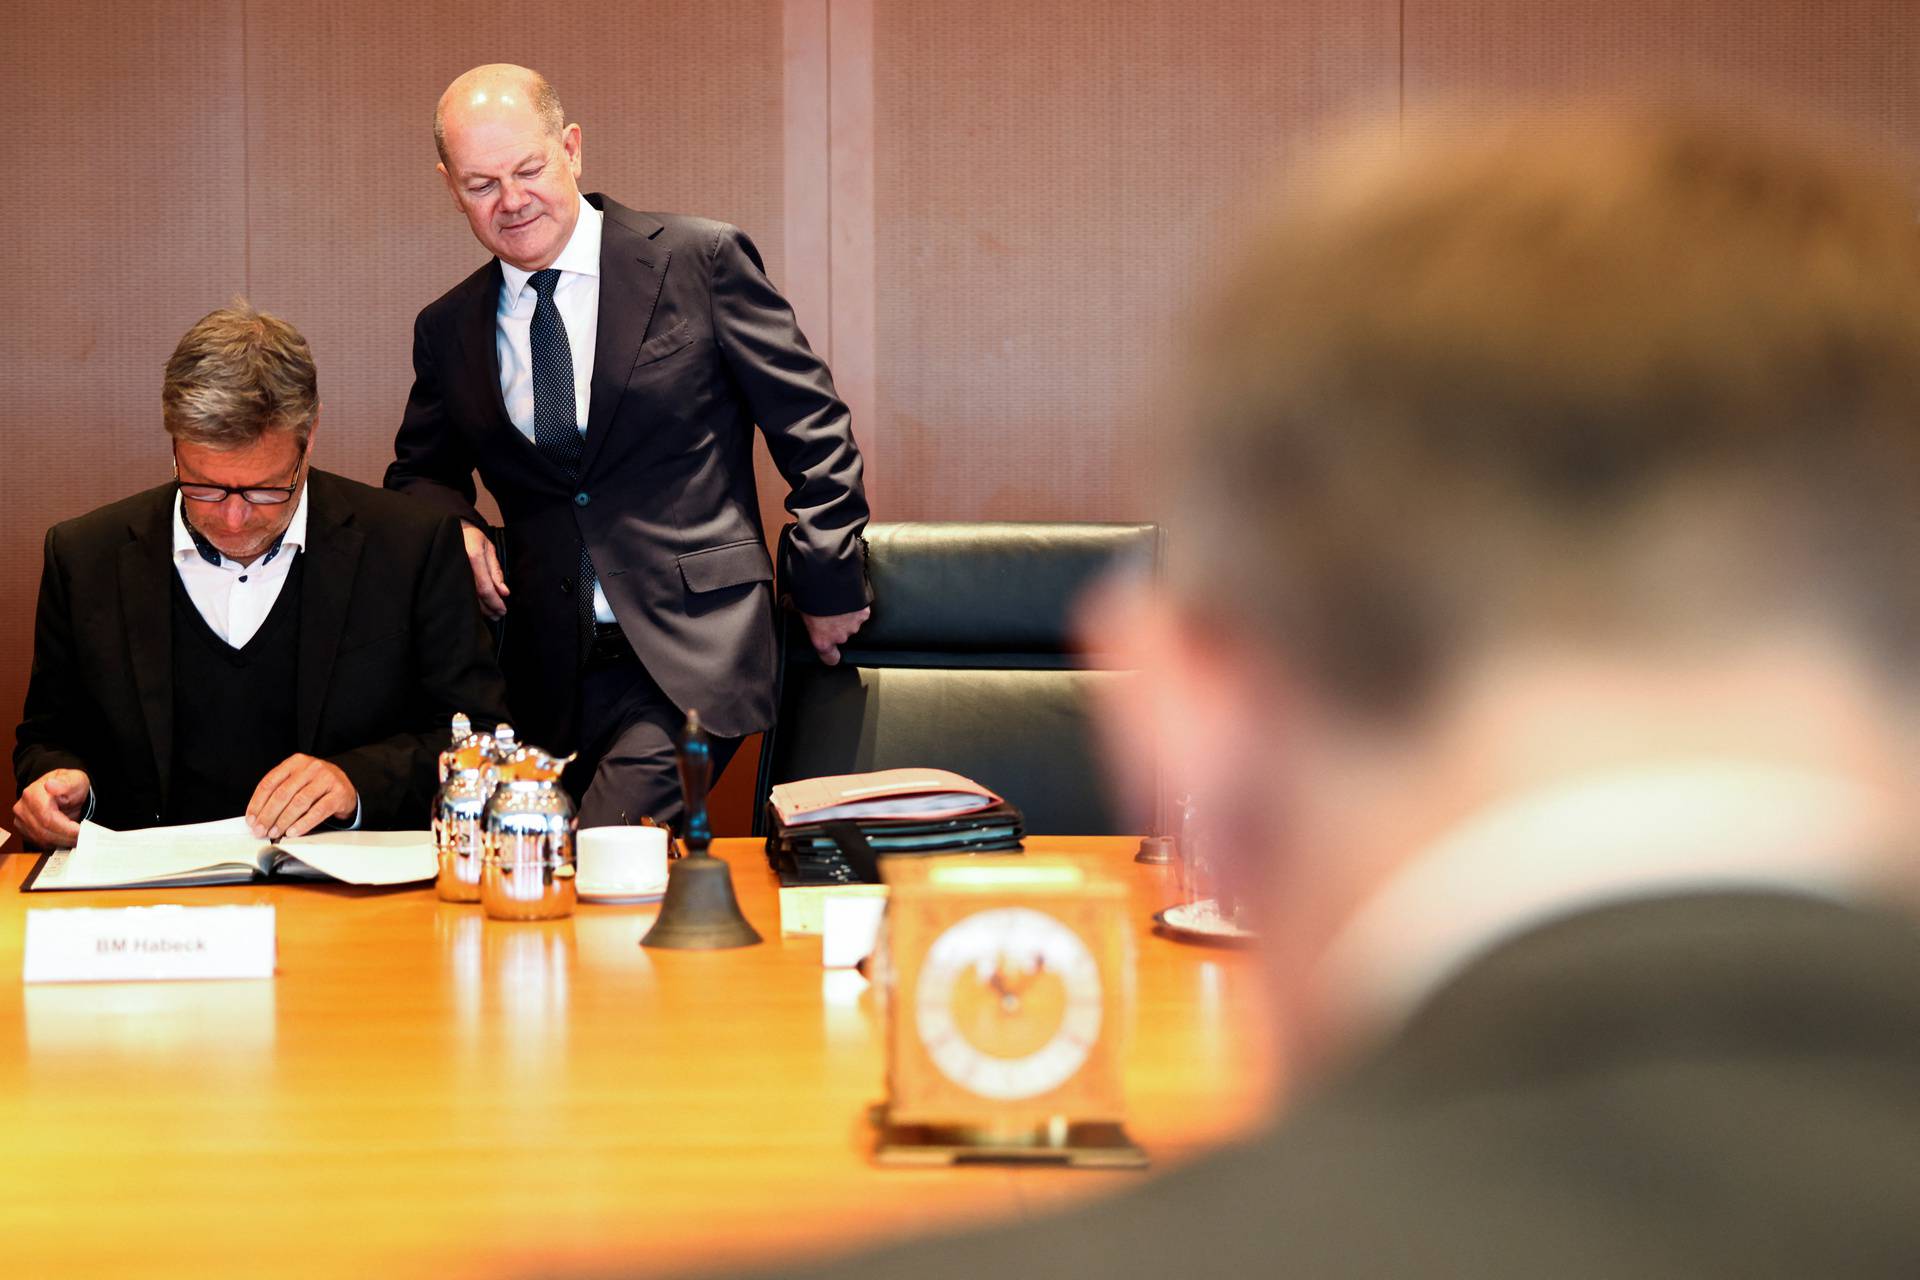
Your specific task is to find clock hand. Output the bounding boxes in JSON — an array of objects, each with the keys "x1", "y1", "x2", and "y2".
[
  {"x1": 1000, "y1": 954, "x2": 1047, "y2": 999},
  {"x1": 983, "y1": 966, "x2": 1017, "y2": 1013}
]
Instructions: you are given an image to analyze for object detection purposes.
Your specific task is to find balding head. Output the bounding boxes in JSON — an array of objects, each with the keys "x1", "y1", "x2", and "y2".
[
  {"x1": 434, "y1": 63, "x2": 564, "y2": 167},
  {"x1": 432, "y1": 63, "x2": 584, "y2": 272}
]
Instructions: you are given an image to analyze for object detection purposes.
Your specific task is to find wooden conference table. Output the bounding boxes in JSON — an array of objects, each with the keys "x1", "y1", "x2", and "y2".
[{"x1": 0, "y1": 837, "x2": 1276, "y2": 1278}]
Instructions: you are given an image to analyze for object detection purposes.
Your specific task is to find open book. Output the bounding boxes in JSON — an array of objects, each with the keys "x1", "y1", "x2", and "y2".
[{"x1": 24, "y1": 818, "x2": 437, "y2": 892}]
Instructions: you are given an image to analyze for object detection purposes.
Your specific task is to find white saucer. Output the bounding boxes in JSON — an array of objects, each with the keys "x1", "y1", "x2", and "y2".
[
  {"x1": 576, "y1": 878, "x2": 668, "y2": 904},
  {"x1": 1153, "y1": 899, "x2": 1258, "y2": 945}
]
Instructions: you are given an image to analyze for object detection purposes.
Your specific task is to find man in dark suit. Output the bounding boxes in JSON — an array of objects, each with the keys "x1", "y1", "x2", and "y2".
[
  {"x1": 740, "y1": 109, "x2": 1920, "y2": 1277},
  {"x1": 12, "y1": 303, "x2": 508, "y2": 849},
  {"x1": 387, "y1": 63, "x2": 871, "y2": 826}
]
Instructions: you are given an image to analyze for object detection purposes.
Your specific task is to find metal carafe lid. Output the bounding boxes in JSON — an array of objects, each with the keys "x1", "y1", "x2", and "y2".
[
  {"x1": 445, "y1": 729, "x2": 502, "y2": 779},
  {"x1": 493, "y1": 743, "x2": 573, "y2": 783},
  {"x1": 440, "y1": 712, "x2": 503, "y2": 782}
]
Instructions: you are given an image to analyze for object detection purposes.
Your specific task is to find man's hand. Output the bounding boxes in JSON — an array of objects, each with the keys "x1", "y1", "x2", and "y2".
[
  {"x1": 803, "y1": 607, "x2": 871, "y2": 666},
  {"x1": 12, "y1": 768, "x2": 91, "y2": 849},
  {"x1": 461, "y1": 522, "x2": 510, "y2": 620},
  {"x1": 247, "y1": 755, "x2": 358, "y2": 841}
]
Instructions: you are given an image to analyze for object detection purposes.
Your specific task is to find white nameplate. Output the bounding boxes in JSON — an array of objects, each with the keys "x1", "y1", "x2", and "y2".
[
  {"x1": 822, "y1": 892, "x2": 889, "y2": 969},
  {"x1": 22, "y1": 905, "x2": 276, "y2": 983}
]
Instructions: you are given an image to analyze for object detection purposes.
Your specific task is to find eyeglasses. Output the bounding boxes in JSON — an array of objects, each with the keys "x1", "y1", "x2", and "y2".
[{"x1": 173, "y1": 452, "x2": 306, "y2": 506}]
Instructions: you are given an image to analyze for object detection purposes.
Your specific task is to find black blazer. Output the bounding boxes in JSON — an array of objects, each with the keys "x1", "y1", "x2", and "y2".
[
  {"x1": 12, "y1": 470, "x2": 510, "y2": 836},
  {"x1": 385, "y1": 196, "x2": 872, "y2": 746},
  {"x1": 764, "y1": 890, "x2": 1920, "y2": 1279}
]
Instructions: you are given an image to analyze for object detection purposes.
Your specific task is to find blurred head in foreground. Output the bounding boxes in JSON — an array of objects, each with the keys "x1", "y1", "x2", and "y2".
[{"x1": 1097, "y1": 104, "x2": 1920, "y2": 1065}]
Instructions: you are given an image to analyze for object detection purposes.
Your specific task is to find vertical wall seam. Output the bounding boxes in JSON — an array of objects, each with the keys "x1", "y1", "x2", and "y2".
[
  {"x1": 240, "y1": 0, "x2": 252, "y2": 296},
  {"x1": 825, "y1": 0, "x2": 877, "y2": 496},
  {"x1": 824, "y1": 0, "x2": 833, "y2": 349},
  {"x1": 783, "y1": 0, "x2": 834, "y2": 359}
]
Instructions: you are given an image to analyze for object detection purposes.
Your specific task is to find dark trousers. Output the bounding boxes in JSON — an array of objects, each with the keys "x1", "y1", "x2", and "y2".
[{"x1": 567, "y1": 630, "x2": 743, "y2": 829}]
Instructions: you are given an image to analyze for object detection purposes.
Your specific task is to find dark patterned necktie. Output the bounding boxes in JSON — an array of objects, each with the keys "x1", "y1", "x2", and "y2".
[{"x1": 528, "y1": 268, "x2": 597, "y2": 652}]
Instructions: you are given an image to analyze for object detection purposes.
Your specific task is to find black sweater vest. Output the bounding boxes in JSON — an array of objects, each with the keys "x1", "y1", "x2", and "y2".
[{"x1": 167, "y1": 557, "x2": 304, "y2": 824}]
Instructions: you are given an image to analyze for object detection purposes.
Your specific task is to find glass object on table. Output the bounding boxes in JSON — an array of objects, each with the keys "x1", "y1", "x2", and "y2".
[{"x1": 1158, "y1": 792, "x2": 1258, "y2": 944}]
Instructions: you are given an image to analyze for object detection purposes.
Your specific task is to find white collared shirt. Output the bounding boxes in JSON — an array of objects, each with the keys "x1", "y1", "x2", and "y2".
[
  {"x1": 172, "y1": 484, "x2": 310, "y2": 647},
  {"x1": 496, "y1": 194, "x2": 613, "y2": 623},
  {"x1": 1313, "y1": 760, "x2": 1896, "y2": 1053}
]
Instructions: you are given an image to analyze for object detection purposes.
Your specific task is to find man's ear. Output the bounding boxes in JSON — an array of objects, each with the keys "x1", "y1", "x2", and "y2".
[
  {"x1": 1077, "y1": 578, "x2": 1288, "y2": 834},
  {"x1": 304, "y1": 406, "x2": 321, "y2": 456},
  {"x1": 562, "y1": 123, "x2": 583, "y2": 177},
  {"x1": 437, "y1": 162, "x2": 465, "y2": 212},
  {"x1": 1076, "y1": 577, "x2": 1161, "y2": 827}
]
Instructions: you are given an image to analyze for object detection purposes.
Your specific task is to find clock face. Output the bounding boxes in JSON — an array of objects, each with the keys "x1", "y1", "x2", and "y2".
[{"x1": 913, "y1": 906, "x2": 1104, "y2": 1101}]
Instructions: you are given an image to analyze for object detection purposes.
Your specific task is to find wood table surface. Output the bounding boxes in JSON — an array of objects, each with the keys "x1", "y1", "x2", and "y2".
[{"x1": 0, "y1": 837, "x2": 1277, "y2": 1278}]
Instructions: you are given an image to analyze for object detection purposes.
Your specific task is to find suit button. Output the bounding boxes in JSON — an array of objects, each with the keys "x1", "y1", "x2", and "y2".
[
  {"x1": 560, "y1": 579, "x2": 572, "y2": 594},
  {"x1": 574, "y1": 491, "x2": 591, "y2": 507}
]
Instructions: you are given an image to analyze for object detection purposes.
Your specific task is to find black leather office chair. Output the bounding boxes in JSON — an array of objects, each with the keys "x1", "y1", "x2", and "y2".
[{"x1": 755, "y1": 521, "x2": 1161, "y2": 836}]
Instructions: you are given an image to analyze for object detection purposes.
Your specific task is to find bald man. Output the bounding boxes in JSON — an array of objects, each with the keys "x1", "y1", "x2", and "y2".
[{"x1": 387, "y1": 65, "x2": 871, "y2": 826}]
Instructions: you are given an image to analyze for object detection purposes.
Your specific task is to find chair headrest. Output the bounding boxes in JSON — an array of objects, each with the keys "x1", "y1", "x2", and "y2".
[{"x1": 813, "y1": 521, "x2": 1159, "y2": 655}]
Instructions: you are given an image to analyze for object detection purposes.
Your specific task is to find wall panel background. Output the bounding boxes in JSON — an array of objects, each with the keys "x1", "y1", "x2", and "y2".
[
  {"x1": 1404, "y1": 0, "x2": 1918, "y2": 148},
  {"x1": 3, "y1": 1, "x2": 1915, "y2": 839},
  {"x1": 866, "y1": 0, "x2": 1399, "y2": 525}
]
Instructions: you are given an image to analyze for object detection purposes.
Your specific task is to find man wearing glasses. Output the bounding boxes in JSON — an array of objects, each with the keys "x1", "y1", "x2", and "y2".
[{"x1": 11, "y1": 303, "x2": 508, "y2": 849}]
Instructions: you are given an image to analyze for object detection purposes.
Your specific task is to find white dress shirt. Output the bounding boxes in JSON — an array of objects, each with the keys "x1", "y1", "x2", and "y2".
[
  {"x1": 497, "y1": 194, "x2": 613, "y2": 624},
  {"x1": 1314, "y1": 760, "x2": 1896, "y2": 1053},
  {"x1": 173, "y1": 485, "x2": 309, "y2": 646}
]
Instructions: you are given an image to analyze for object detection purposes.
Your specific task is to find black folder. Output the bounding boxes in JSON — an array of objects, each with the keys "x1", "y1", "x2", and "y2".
[{"x1": 766, "y1": 800, "x2": 1026, "y2": 885}]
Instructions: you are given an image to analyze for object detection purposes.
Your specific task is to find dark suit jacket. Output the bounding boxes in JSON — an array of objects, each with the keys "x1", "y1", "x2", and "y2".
[
  {"x1": 385, "y1": 196, "x2": 871, "y2": 745},
  {"x1": 764, "y1": 891, "x2": 1920, "y2": 1279},
  {"x1": 12, "y1": 470, "x2": 510, "y2": 837}
]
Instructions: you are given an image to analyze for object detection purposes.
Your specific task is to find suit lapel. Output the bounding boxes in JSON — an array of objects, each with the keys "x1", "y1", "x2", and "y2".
[
  {"x1": 119, "y1": 494, "x2": 177, "y2": 803},
  {"x1": 295, "y1": 473, "x2": 365, "y2": 750},
  {"x1": 580, "y1": 198, "x2": 668, "y2": 477},
  {"x1": 454, "y1": 258, "x2": 515, "y2": 434}
]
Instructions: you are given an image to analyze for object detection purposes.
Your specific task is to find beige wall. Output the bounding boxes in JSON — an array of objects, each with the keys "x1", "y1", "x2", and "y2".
[{"x1": 4, "y1": 1, "x2": 1915, "y2": 838}]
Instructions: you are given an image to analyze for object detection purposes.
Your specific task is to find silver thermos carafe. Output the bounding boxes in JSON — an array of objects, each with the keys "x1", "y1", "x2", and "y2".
[
  {"x1": 480, "y1": 744, "x2": 577, "y2": 921},
  {"x1": 433, "y1": 716, "x2": 504, "y2": 903}
]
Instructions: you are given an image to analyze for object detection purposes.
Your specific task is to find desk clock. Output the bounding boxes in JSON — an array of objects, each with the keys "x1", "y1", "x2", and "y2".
[{"x1": 874, "y1": 857, "x2": 1145, "y2": 1167}]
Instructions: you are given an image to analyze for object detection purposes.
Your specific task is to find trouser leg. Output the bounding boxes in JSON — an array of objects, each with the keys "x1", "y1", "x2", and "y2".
[{"x1": 570, "y1": 657, "x2": 742, "y2": 829}]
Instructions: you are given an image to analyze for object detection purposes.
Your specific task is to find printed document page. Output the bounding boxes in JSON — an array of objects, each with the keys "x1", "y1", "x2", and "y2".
[
  {"x1": 36, "y1": 818, "x2": 269, "y2": 889},
  {"x1": 274, "y1": 829, "x2": 436, "y2": 885},
  {"x1": 31, "y1": 821, "x2": 436, "y2": 890}
]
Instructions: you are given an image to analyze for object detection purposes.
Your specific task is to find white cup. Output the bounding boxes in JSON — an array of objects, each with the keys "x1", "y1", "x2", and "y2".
[{"x1": 575, "y1": 825, "x2": 669, "y2": 892}]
